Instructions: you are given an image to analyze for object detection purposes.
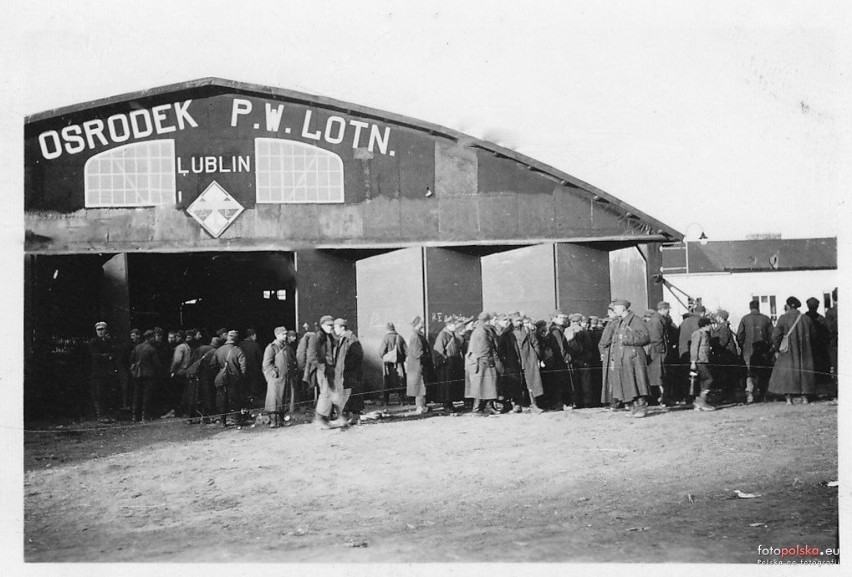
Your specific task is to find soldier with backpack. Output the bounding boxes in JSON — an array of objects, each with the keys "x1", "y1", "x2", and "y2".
[
  {"x1": 378, "y1": 322, "x2": 407, "y2": 405},
  {"x1": 213, "y1": 330, "x2": 248, "y2": 426}
]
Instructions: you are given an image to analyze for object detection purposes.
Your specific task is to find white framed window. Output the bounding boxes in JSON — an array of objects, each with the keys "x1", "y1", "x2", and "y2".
[
  {"x1": 84, "y1": 140, "x2": 176, "y2": 207},
  {"x1": 255, "y1": 138, "x2": 344, "y2": 204}
]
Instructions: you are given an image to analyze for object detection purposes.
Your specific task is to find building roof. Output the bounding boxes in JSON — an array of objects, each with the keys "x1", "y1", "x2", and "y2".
[
  {"x1": 661, "y1": 238, "x2": 837, "y2": 274},
  {"x1": 26, "y1": 77, "x2": 681, "y2": 242}
]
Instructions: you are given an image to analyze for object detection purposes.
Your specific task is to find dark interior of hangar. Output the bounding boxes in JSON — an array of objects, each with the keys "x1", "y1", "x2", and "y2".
[
  {"x1": 127, "y1": 252, "x2": 296, "y2": 339},
  {"x1": 24, "y1": 252, "x2": 296, "y2": 420}
]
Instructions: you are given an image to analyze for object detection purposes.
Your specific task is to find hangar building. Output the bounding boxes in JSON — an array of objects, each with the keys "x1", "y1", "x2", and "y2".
[{"x1": 24, "y1": 78, "x2": 680, "y2": 415}]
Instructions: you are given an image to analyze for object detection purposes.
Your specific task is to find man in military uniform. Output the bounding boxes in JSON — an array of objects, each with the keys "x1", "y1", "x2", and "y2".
[
  {"x1": 804, "y1": 297, "x2": 832, "y2": 389},
  {"x1": 88, "y1": 321, "x2": 118, "y2": 422},
  {"x1": 645, "y1": 302, "x2": 671, "y2": 405},
  {"x1": 433, "y1": 317, "x2": 464, "y2": 413},
  {"x1": 736, "y1": 300, "x2": 773, "y2": 403}
]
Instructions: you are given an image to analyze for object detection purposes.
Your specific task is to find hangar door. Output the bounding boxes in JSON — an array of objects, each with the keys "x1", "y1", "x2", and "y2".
[{"x1": 356, "y1": 248, "x2": 425, "y2": 393}]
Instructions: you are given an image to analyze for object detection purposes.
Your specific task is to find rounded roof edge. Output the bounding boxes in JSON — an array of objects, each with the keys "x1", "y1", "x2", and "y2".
[{"x1": 25, "y1": 77, "x2": 683, "y2": 241}]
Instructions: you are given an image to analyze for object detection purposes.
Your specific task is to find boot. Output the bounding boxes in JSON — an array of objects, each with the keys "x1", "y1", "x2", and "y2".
[
  {"x1": 631, "y1": 397, "x2": 648, "y2": 418},
  {"x1": 694, "y1": 392, "x2": 717, "y2": 411},
  {"x1": 529, "y1": 396, "x2": 544, "y2": 414}
]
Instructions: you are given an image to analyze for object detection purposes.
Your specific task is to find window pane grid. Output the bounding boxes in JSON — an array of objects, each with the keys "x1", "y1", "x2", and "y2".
[
  {"x1": 255, "y1": 138, "x2": 344, "y2": 204},
  {"x1": 84, "y1": 140, "x2": 176, "y2": 207}
]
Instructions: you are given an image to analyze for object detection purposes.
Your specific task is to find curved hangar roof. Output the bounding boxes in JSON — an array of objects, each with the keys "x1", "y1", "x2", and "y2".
[{"x1": 25, "y1": 78, "x2": 681, "y2": 253}]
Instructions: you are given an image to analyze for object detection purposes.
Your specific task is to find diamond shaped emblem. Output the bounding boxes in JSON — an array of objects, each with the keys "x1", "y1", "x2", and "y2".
[{"x1": 186, "y1": 181, "x2": 245, "y2": 238}]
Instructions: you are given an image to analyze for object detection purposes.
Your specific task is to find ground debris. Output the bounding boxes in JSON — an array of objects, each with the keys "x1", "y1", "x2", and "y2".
[
  {"x1": 734, "y1": 490, "x2": 761, "y2": 499},
  {"x1": 344, "y1": 541, "x2": 368, "y2": 548},
  {"x1": 748, "y1": 522, "x2": 767, "y2": 527},
  {"x1": 626, "y1": 526, "x2": 650, "y2": 532}
]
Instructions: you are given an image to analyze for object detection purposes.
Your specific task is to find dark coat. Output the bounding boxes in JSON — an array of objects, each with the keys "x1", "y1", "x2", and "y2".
[
  {"x1": 89, "y1": 336, "x2": 118, "y2": 380},
  {"x1": 464, "y1": 321, "x2": 498, "y2": 400},
  {"x1": 238, "y1": 339, "x2": 264, "y2": 391},
  {"x1": 498, "y1": 326, "x2": 544, "y2": 398},
  {"x1": 433, "y1": 328, "x2": 464, "y2": 402},
  {"x1": 644, "y1": 312, "x2": 669, "y2": 387},
  {"x1": 736, "y1": 309, "x2": 773, "y2": 369},
  {"x1": 406, "y1": 330, "x2": 434, "y2": 397},
  {"x1": 805, "y1": 310, "x2": 831, "y2": 383},
  {"x1": 598, "y1": 319, "x2": 618, "y2": 404},
  {"x1": 130, "y1": 341, "x2": 161, "y2": 380},
  {"x1": 678, "y1": 314, "x2": 701, "y2": 358},
  {"x1": 213, "y1": 343, "x2": 247, "y2": 389},
  {"x1": 605, "y1": 312, "x2": 651, "y2": 402},
  {"x1": 768, "y1": 309, "x2": 816, "y2": 395}
]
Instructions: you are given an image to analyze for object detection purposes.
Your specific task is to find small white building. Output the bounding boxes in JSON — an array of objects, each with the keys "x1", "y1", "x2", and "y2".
[{"x1": 659, "y1": 238, "x2": 837, "y2": 328}]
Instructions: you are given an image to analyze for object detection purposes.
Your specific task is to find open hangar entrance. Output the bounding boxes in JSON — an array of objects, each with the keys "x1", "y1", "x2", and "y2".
[
  {"x1": 127, "y1": 251, "x2": 296, "y2": 342},
  {"x1": 24, "y1": 251, "x2": 298, "y2": 420}
]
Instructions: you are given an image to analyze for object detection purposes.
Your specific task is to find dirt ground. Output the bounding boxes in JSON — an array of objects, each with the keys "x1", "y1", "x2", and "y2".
[{"x1": 23, "y1": 399, "x2": 838, "y2": 564}]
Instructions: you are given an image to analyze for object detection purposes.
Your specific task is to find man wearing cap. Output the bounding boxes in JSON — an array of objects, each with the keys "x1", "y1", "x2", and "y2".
[
  {"x1": 162, "y1": 330, "x2": 192, "y2": 419},
  {"x1": 88, "y1": 322, "x2": 119, "y2": 422},
  {"x1": 239, "y1": 328, "x2": 265, "y2": 405},
  {"x1": 213, "y1": 330, "x2": 248, "y2": 426},
  {"x1": 768, "y1": 297, "x2": 817, "y2": 404},
  {"x1": 433, "y1": 317, "x2": 464, "y2": 413},
  {"x1": 185, "y1": 334, "x2": 219, "y2": 423},
  {"x1": 406, "y1": 316, "x2": 435, "y2": 414},
  {"x1": 541, "y1": 310, "x2": 572, "y2": 410},
  {"x1": 564, "y1": 313, "x2": 596, "y2": 408},
  {"x1": 677, "y1": 305, "x2": 705, "y2": 401},
  {"x1": 379, "y1": 322, "x2": 407, "y2": 406},
  {"x1": 645, "y1": 302, "x2": 672, "y2": 405},
  {"x1": 130, "y1": 330, "x2": 162, "y2": 422},
  {"x1": 710, "y1": 309, "x2": 741, "y2": 401},
  {"x1": 498, "y1": 312, "x2": 545, "y2": 413},
  {"x1": 601, "y1": 299, "x2": 652, "y2": 417},
  {"x1": 263, "y1": 327, "x2": 298, "y2": 427},
  {"x1": 736, "y1": 300, "x2": 774, "y2": 403},
  {"x1": 332, "y1": 318, "x2": 363, "y2": 422},
  {"x1": 311, "y1": 315, "x2": 343, "y2": 428},
  {"x1": 118, "y1": 328, "x2": 142, "y2": 411},
  {"x1": 804, "y1": 297, "x2": 831, "y2": 388},
  {"x1": 465, "y1": 312, "x2": 500, "y2": 415}
]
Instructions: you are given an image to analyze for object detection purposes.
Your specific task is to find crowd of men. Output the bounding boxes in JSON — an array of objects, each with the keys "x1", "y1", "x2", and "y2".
[{"x1": 85, "y1": 287, "x2": 838, "y2": 427}]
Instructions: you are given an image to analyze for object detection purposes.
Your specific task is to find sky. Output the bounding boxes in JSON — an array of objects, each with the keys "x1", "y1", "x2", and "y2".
[{"x1": 1, "y1": 0, "x2": 848, "y2": 242}]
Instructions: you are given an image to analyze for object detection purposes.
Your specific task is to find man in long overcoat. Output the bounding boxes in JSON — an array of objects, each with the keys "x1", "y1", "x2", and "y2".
[
  {"x1": 406, "y1": 316, "x2": 434, "y2": 414},
  {"x1": 710, "y1": 309, "x2": 741, "y2": 401},
  {"x1": 465, "y1": 312, "x2": 499, "y2": 416},
  {"x1": 263, "y1": 327, "x2": 298, "y2": 427},
  {"x1": 768, "y1": 297, "x2": 817, "y2": 403},
  {"x1": 498, "y1": 312, "x2": 544, "y2": 413},
  {"x1": 604, "y1": 299, "x2": 652, "y2": 417},
  {"x1": 432, "y1": 317, "x2": 464, "y2": 412},
  {"x1": 333, "y1": 318, "x2": 364, "y2": 420},
  {"x1": 804, "y1": 297, "x2": 832, "y2": 387},
  {"x1": 542, "y1": 311, "x2": 572, "y2": 410},
  {"x1": 737, "y1": 300, "x2": 774, "y2": 403},
  {"x1": 645, "y1": 302, "x2": 671, "y2": 404},
  {"x1": 379, "y1": 323, "x2": 407, "y2": 406},
  {"x1": 598, "y1": 306, "x2": 619, "y2": 408},
  {"x1": 213, "y1": 330, "x2": 248, "y2": 426},
  {"x1": 564, "y1": 313, "x2": 596, "y2": 408},
  {"x1": 130, "y1": 329, "x2": 162, "y2": 422}
]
